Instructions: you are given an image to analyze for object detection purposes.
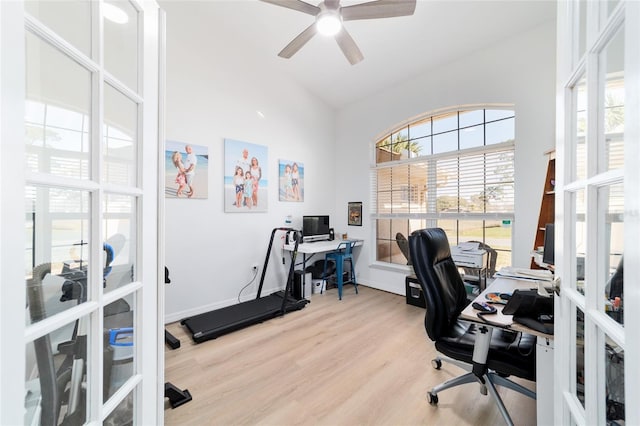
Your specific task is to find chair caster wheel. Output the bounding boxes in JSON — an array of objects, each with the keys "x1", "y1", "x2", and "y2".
[
  {"x1": 480, "y1": 385, "x2": 487, "y2": 395},
  {"x1": 431, "y1": 359, "x2": 442, "y2": 370},
  {"x1": 428, "y1": 392, "x2": 438, "y2": 405}
]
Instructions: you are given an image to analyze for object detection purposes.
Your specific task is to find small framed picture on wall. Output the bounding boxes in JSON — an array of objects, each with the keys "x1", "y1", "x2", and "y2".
[{"x1": 348, "y1": 202, "x2": 362, "y2": 226}]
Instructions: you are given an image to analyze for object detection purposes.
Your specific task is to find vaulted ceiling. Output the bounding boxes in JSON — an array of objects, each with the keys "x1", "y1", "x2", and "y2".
[{"x1": 163, "y1": 0, "x2": 556, "y2": 109}]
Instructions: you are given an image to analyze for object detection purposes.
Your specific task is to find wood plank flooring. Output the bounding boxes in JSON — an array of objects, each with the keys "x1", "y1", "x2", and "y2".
[{"x1": 164, "y1": 286, "x2": 536, "y2": 425}]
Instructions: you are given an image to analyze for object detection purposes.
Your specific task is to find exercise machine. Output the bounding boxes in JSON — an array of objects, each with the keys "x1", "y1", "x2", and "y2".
[
  {"x1": 163, "y1": 267, "x2": 192, "y2": 409},
  {"x1": 25, "y1": 243, "x2": 133, "y2": 425},
  {"x1": 181, "y1": 227, "x2": 308, "y2": 344}
]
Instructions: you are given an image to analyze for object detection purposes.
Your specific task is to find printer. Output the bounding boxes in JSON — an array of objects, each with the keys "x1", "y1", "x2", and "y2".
[{"x1": 450, "y1": 242, "x2": 487, "y2": 268}]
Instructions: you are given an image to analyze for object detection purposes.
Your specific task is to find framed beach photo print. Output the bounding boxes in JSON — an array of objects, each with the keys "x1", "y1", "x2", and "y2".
[
  {"x1": 224, "y1": 139, "x2": 268, "y2": 212},
  {"x1": 348, "y1": 202, "x2": 362, "y2": 226},
  {"x1": 278, "y1": 159, "x2": 304, "y2": 202},
  {"x1": 165, "y1": 140, "x2": 208, "y2": 199}
]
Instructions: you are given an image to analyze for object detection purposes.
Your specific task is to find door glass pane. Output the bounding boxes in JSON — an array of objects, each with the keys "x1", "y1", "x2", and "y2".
[
  {"x1": 104, "y1": 0, "x2": 139, "y2": 91},
  {"x1": 25, "y1": 1, "x2": 92, "y2": 57},
  {"x1": 574, "y1": 75, "x2": 587, "y2": 180},
  {"x1": 104, "y1": 194, "x2": 136, "y2": 293},
  {"x1": 606, "y1": 0, "x2": 620, "y2": 18},
  {"x1": 26, "y1": 186, "x2": 91, "y2": 321},
  {"x1": 104, "y1": 390, "x2": 134, "y2": 425},
  {"x1": 577, "y1": 0, "x2": 587, "y2": 61},
  {"x1": 25, "y1": 32, "x2": 91, "y2": 180},
  {"x1": 599, "y1": 26, "x2": 624, "y2": 173},
  {"x1": 24, "y1": 317, "x2": 89, "y2": 425},
  {"x1": 605, "y1": 337, "x2": 625, "y2": 423},
  {"x1": 574, "y1": 189, "x2": 586, "y2": 293},
  {"x1": 104, "y1": 84, "x2": 137, "y2": 186},
  {"x1": 600, "y1": 183, "x2": 624, "y2": 325},
  {"x1": 104, "y1": 298, "x2": 135, "y2": 402},
  {"x1": 575, "y1": 307, "x2": 585, "y2": 407}
]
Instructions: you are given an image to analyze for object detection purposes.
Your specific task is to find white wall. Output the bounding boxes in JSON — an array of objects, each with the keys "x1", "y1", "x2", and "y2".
[
  {"x1": 162, "y1": 2, "x2": 336, "y2": 321},
  {"x1": 162, "y1": 2, "x2": 557, "y2": 318},
  {"x1": 334, "y1": 21, "x2": 557, "y2": 295}
]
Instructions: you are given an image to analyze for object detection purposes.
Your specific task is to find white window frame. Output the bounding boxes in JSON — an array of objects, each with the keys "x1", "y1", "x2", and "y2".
[{"x1": 371, "y1": 105, "x2": 516, "y2": 267}]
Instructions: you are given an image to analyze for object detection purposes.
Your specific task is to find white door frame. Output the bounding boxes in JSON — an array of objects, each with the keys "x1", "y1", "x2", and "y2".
[
  {"x1": 554, "y1": 1, "x2": 639, "y2": 424},
  {"x1": 0, "y1": 1, "x2": 164, "y2": 423}
]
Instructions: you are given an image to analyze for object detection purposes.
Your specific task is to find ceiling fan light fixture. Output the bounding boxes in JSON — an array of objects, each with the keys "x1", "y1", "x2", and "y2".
[{"x1": 316, "y1": 11, "x2": 342, "y2": 36}]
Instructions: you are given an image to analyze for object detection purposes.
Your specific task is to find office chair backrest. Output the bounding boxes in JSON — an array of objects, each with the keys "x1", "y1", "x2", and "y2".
[
  {"x1": 409, "y1": 228, "x2": 469, "y2": 340},
  {"x1": 395, "y1": 232, "x2": 411, "y2": 265},
  {"x1": 608, "y1": 256, "x2": 623, "y2": 299}
]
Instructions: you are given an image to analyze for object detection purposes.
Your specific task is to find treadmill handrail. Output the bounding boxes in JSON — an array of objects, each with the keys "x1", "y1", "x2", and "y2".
[{"x1": 255, "y1": 227, "x2": 298, "y2": 299}]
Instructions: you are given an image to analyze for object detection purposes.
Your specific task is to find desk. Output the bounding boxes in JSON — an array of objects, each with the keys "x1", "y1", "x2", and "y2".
[
  {"x1": 283, "y1": 239, "x2": 363, "y2": 297},
  {"x1": 461, "y1": 277, "x2": 554, "y2": 425}
]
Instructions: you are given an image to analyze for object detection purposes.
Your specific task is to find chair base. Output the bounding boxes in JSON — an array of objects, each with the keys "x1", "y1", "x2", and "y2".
[{"x1": 428, "y1": 357, "x2": 535, "y2": 426}]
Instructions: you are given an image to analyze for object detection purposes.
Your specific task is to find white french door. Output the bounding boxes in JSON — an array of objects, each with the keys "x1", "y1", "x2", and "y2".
[
  {"x1": 0, "y1": 1, "x2": 163, "y2": 424},
  {"x1": 555, "y1": 0, "x2": 639, "y2": 424}
]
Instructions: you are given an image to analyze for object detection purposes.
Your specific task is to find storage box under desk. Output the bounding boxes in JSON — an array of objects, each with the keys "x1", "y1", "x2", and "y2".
[{"x1": 405, "y1": 275, "x2": 426, "y2": 308}]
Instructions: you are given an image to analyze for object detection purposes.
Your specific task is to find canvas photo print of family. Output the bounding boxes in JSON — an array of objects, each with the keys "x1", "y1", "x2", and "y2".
[
  {"x1": 224, "y1": 139, "x2": 268, "y2": 212},
  {"x1": 278, "y1": 159, "x2": 304, "y2": 202},
  {"x1": 165, "y1": 140, "x2": 208, "y2": 199}
]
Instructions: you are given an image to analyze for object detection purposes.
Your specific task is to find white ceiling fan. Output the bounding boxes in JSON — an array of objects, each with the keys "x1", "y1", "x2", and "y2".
[{"x1": 260, "y1": 0, "x2": 417, "y2": 65}]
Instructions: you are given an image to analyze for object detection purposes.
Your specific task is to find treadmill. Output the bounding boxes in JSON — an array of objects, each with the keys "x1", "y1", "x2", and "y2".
[{"x1": 181, "y1": 227, "x2": 309, "y2": 344}]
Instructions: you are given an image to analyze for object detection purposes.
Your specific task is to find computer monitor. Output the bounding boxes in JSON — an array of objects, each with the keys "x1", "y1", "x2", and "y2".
[
  {"x1": 542, "y1": 223, "x2": 554, "y2": 265},
  {"x1": 302, "y1": 215, "x2": 330, "y2": 242}
]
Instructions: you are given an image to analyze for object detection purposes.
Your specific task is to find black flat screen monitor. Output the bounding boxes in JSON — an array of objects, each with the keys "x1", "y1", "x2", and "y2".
[
  {"x1": 542, "y1": 223, "x2": 554, "y2": 265},
  {"x1": 302, "y1": 215, "x2": 330, "y2": 241}
]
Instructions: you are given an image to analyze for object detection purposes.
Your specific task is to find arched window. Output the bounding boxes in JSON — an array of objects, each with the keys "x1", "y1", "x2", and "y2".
[{"x1": 372, "y1": 106, "x2": 515, "y2": 270}]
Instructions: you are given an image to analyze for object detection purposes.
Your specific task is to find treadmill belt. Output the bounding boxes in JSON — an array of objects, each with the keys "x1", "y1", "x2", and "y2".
[{"x1": 181, "y1": 293, "x2": 307, "y2": 343}]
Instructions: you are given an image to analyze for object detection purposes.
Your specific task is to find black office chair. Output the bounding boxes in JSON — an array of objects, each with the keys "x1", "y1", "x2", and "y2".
[
  {"x1": 409, "y1": 228, "x2": 536, "y2": 426},
  {"x1": 395, "y1": 232, "x2": 411, "y2": 265}
]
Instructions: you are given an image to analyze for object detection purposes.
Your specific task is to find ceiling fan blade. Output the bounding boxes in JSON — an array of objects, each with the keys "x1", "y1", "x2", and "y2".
[
  {"x1": 278, "y1": 23, "x2": 318, "y2": 59},
  {"x1": 259, "y1": 0, "x2": 320, "y2": 16},
  {"x1": 335, "y1": 28, "x2": 364, "y2": 65},
  {"x1": 341, "y1": 0, "x2": 416, "y2": 21}
]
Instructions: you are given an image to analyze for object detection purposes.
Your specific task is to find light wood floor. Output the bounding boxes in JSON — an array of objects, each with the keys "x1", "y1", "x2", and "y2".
[{"x1": 164, "y1": 286, "x2": 536, "y2": 425}]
